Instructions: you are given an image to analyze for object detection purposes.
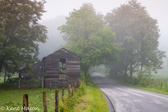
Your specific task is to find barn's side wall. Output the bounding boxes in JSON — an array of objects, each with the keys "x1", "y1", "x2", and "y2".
[{"x1": 44, "y1": 49, "x2": 80, "y2": 88}]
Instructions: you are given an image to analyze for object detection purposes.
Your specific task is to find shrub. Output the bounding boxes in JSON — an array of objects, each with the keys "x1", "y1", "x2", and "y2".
[{"x1": 137, "y1": 67, "x2": 152, "y2": 87}]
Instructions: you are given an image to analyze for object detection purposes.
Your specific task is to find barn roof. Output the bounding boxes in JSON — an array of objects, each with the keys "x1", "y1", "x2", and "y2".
[
  {"x1": 20, "y1": 48, "x2": 81, "y2": 72},
  {"x1": 43, "y1": 48, "x2": 81, "y2": 60},
  {"x1": 57, "y1": 48, "x2": 81, "y2": 58}
]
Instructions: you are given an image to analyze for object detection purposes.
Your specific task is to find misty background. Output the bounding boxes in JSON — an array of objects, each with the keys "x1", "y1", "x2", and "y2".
[{"x1": 37, "y1": 0, "x2": 168, "y2": 74}]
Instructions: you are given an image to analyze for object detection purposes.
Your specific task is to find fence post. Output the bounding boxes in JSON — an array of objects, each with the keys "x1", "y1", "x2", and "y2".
[
  {"x1": 79, "y1": 80, "x2": 81, "y2": 87},
  {"x1": 74, "y1": 82, "x2": 77, "y2": 92},
  {"x1": 78, "y1": 81, "x2": 80, "y2": 88},
  {"x1": 18, "y1": 78, "x2": 21, "y2": 88},
  {"x1": 68, "y1": 84, "x2": 71, "y2": 94},
  {"x1": 62, "y1": 88, "x2": 64, "y2": 102},
  {"x1": 43, "y1": 92, "x2": 47, "y2": 112},
  {"x1": 71, "y1": 87, "x2": 74, "y2": 97},
  {"x1": 50, "y1": 82, "x2": 52, "y2": 91},
  {"x1": 55, "y1": 90, "x2": 59, "y2": 112},
  {"x1": 23, "y1": 94, "x2": 29, "y2": 112},
  {"x1": 76, "y1": 82, "x2": 78, "y2": 89}
]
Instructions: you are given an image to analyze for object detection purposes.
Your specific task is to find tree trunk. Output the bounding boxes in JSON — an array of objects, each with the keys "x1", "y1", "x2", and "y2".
[
  {"x1": 115, "y1": 68, "x2": 118, "y2": 78},
  {"x1": 0, "y1": 59, "x2": 4, "y2": 74},
  {"x1": 4, "y1": 69, "x2": 7, "y2": 83},
  {"x1": 84, "y1": 70, "x2": 88, "y2": 83},
  {"x1": 130, "y1": 63, "x2": 133, "y2": 83},
  {"x1": 83, "y1": 66, "x2": 89, "y2": 84},
  {"x1": 140, "y1": 65, "x2": 143, "y2": 71},
  {"x1": 124, "y1": 67, "x2": 127, "y2": 82}
]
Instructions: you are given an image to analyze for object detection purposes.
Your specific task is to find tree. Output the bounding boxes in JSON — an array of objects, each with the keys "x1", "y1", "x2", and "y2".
[
  {"x1": 58, "y1": 4, "x2": 120, "y2": 75},
  {"x1": 0, "y1": 0, "x2": 47, "y2": 81},
  {"x1": 105, "y1": 0, "x2": 165, "y2": 81}
]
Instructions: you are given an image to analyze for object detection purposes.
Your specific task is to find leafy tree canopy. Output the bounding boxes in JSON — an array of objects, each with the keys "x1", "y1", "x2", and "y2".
[
  {"x1": 58, "y1": 3, "x2": 120, "y2": 73},
  {"x1": 0, "y1": 0, "x2": 47, "y2": 74},
  {"x1": 105, "y1": 0, "x2": 165, "y2": 80}
]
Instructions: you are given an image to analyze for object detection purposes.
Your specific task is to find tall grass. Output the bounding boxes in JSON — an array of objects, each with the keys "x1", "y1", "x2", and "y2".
[{"x1": 72, "y1": 74, "x2": 109, "y2": 112}]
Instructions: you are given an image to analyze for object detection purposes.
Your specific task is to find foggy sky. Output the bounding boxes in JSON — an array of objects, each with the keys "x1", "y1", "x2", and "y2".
[{"x1": 39, "y1": 0, "x2": 168, "y2": 53}]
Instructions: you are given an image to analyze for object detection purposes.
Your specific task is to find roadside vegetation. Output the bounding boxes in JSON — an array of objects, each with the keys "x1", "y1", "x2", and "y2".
[
  {"x1": 72, "y1": 75, "x2": 109, "y2": 112},
  {"x1": 121, "y1": 76, "x2": 168, "y2": 95},
  {"x1": 94, "y1": 65, "x2": 168, "y2": 95},
  {"x1": 124, "y1": 74, "x2": 168, "y2": 95}
]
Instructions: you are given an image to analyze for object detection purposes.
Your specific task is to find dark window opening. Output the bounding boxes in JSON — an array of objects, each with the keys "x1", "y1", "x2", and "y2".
[{"x1": 59, "y1": 58, "x2": 66, "y2": 70}]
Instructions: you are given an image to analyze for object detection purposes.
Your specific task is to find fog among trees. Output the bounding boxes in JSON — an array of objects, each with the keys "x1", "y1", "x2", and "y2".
[
  {"x1": 37, "y1": 1, "x2": 168, "y2": 76},
  {"x1": 38, "y1": 16, "x2": 66, "y2": 59}
]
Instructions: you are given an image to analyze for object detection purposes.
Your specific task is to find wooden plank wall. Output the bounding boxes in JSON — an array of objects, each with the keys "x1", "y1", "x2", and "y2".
[{"x1": 44, "y1": 48, "x2": 80, "y2": 88}]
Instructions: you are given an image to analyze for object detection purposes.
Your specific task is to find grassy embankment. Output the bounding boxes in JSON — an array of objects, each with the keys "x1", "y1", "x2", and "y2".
[
  {"x1": 124, "y1": 75, "x2": 168, "y2": 95},
  {"x1": 0, "y1": 75, "x2": 109, "y2": 112},
  {"x1": 93, "y1": 65, "x2": 168, "y2": 95},
  {"x1": 106, "y1": 73, "x2": 168, "y2": 95},
  {"x1": 72, "y1": 75, "x2": 109, "y2": 112}
]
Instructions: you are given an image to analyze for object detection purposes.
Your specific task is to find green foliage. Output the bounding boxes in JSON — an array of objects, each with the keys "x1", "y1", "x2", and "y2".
[
  {"x1": 0, "y1": 0, "x2": 47, "y2": 75},
  {"x1": 0, "y1": 77, "x2": 3, "y2": 83},
  {"x1": 137, "y1": 67, "x2": 152, "y2": 87},
  {"x1": 58, "y1": 3, "x2": 120, "y2": 73},
  {"x1": 21, "y1": 77, "x2": 42, "y2": 88},
  {"x1": 72, "y1": 76, "x2": 109, "y2": 112},
  {"x1": 105, "y1": 0, "x2": 165, "y2": 80}
]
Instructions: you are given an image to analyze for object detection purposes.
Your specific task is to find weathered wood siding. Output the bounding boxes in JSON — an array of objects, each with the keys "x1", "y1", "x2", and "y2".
[{"x1": 44, "y1": 48, "x2": 80, "y2": 88}]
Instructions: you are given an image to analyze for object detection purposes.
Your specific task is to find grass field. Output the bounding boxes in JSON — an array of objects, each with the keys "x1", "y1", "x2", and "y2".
[
  {"x1": 0, "y1": 86, "x2": 108, "y2": 112},
  {"x1": 0, "y1": 75, "x2": 109, "y2": 112},
  {"x1": 0, "y1": 88, "x2": 65, "y2": 112}
]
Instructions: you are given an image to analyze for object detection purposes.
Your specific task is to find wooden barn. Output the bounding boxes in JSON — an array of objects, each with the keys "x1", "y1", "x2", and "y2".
[{"x1": 19, "y1": 48, "x2": 81, "y2": 88}]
